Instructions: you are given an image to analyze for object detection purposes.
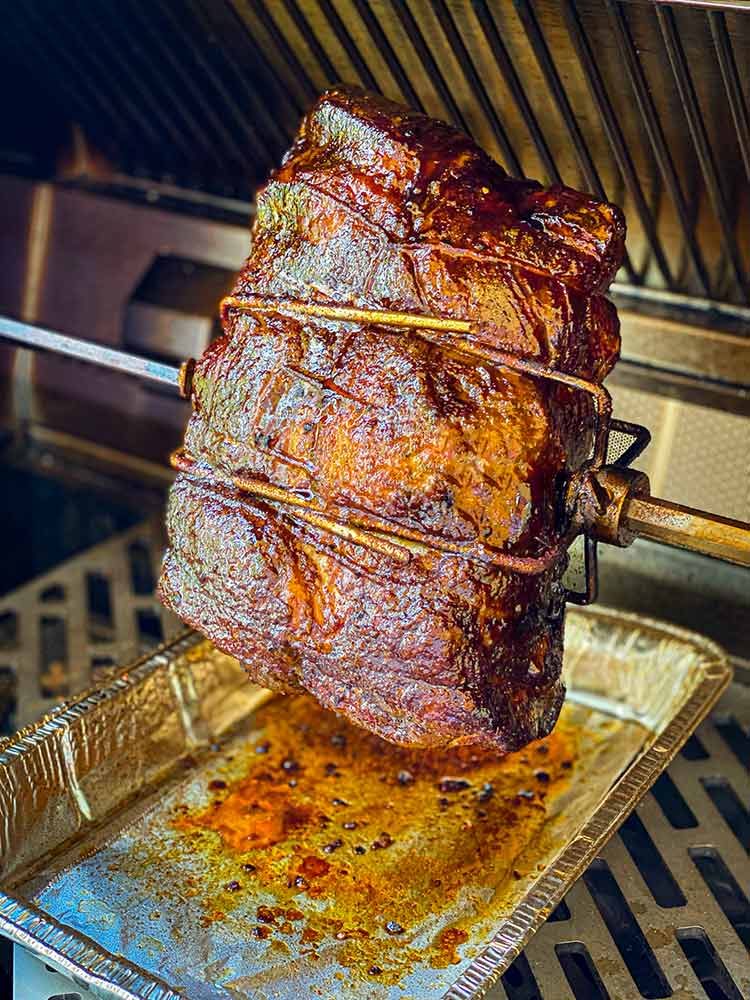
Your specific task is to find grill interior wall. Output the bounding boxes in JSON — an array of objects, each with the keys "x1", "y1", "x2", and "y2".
[{"x1": 1, "y1": 0, "x2": 749, "y2": 307}]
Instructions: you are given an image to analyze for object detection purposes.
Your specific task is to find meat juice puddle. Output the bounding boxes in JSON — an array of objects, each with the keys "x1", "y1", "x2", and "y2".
[{"x1": 167, "y1": 692, "x2": 582, "y2": 984}]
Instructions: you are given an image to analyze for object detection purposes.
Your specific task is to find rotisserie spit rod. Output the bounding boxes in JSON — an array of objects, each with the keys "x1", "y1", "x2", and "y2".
[
  {"x1": 0, "y1": 314, "x2": 181, "y2": 389},
  {"x1": 624, "y1": 496, "x2": 750, "y2": 566},
  {"x1": 2, "y1": 314, "x2": 749, "y2": 568}
]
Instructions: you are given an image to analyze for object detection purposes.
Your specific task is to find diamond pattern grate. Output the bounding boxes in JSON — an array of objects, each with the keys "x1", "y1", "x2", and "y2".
[{"x1": 0, "y1": 516, "x2": 181, "y2": 732}]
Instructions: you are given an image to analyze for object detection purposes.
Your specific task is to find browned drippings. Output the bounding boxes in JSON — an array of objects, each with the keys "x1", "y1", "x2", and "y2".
[
  {"x1": 188, "y1": 775, "x2": 313, "y2": 851},
  {"x1": 172, "y1": 693, "x2": 579, "y2": 983},
  {"x1": 432, "y1": 927, "x2": 470, "y2": 968}
]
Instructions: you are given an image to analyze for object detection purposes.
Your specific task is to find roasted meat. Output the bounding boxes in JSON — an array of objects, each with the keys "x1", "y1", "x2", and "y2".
[{"x1": 158, "y1": 87, "x2": 624, "y2": 750}]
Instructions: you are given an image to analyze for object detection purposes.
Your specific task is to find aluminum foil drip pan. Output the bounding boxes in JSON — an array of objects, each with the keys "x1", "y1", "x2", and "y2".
[{"x1": 0, "y1": 607, "x2": 732, "y2": 999}]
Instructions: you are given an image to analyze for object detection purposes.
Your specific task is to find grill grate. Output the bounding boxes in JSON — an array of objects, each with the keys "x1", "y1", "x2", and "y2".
[
  {"x1": 497, "y1": 685, "x2": 750, "y2": 1000},
  {"x1": 0, "y1": 516, "x2": 181, "y2": 732},
  {"x1": 1, "y1": 1, "x2": 748, "y2": 306},
  {"x1": 0, "y1": 509, "x2": 748, "y2": 997}
]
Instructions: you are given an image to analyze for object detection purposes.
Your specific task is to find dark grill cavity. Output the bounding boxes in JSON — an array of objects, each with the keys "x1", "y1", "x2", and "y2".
[{"x1": 1, "y1": 1, "x2": 749, "y2": 304}]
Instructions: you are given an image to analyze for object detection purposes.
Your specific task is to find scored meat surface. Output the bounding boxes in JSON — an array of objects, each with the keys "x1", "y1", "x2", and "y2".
[{"x1": 158, "y1": 87, "x2": 624, "y2": 750}]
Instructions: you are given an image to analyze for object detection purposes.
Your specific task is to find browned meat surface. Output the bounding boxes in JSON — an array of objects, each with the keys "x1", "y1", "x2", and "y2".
[{"x1": 158, "y1": 87, "x2": 624, "y2": 750}]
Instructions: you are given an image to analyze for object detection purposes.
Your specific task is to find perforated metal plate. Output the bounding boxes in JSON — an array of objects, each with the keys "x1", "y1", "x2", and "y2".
[{"x1": 0, "y1": 516, "x2": 181, "y2": 731}]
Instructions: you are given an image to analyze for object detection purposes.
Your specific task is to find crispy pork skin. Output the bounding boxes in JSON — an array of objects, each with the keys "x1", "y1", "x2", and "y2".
[{"x1": 158, "y1": 87, "x2": 624, "y2": 750}]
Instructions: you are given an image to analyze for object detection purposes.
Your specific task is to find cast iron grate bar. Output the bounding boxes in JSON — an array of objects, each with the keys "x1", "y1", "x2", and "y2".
[
  {"x1": 556, "y1": 942, "x2": 611, "y2": 1000},
  {"x1": 317, "y1": 0, "x2": 379, "y2": 93},
  {"x1": 562, "y1": 0, "x2": 674, "y2": 290},
  {"x1": 500, "y1": 950, "x2": 542, "y2": 1000},
  {"x1": 433, "y1": 0, "x2": 523, "y2": 177},
  {"x1": 676, "y1": 928, "x2": 744, "y2": 1000},
  {"x1": 512, "y1": 0, "x2": 638, "y2": 285},
  {"x1": 548, "y1": 899, "x2": 571, "y2": 921},
  {"x1": 618, "y1": 812, "x2": 687, "y2": 908},
  {"x1": 656, "y1": 5, "x2": 750, "y2": 304},
  {"x1": 351, "y1": 0, "x2": 425, "y2": 112},
  {"x1": 651, "y1": 772, "x2": 699, "y2": 829},
  {"x1": 605, "y1": 0, "x2": 711, "y2": 297},
  {"x1": 681, "y1": 734, "x2": 710, "y2": 761},
  {"x1": 281, "y1": 0, "x2": 338, "y2": 86},
  {"x1": 689, "y1": 847, "x2": 750, "y2": 950},
  {"x1": 583, "y1": 859, "x2": 672, "y2": 998},
  {"x1": 713, "y1": 717, "x2": 750, "y2": 771},
  {"x1": 472, "y1": 0, "x2": 562, "y2": 186},
  {"x1": 390, "y1": 0, "x2": 472, "y2": 135},
  {"x1": 700, "y1": 777, "x2": 750, "y2": 853},
  {"x1": 708, "y1": 10, "x2": 750, "y2": 184}
]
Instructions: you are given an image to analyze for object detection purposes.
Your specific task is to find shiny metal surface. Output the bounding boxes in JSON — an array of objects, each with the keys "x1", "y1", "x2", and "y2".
[
  {"x1": 498, "y1": 679, "x2": 750, "y2": 999},
  {"x1": 571, "y1": 464, "x2": 750, "y2": 567},
  {"x1": 2, "y1": 2, "x2": 750, "y2": 307},
  {"x1": 0, "y1": 513, "x2": 181, "y2": 731},
  {"x1": 0, "y1": 315, "x2": 180, "y2": 389},
  {"x1": 0, "y1": 607, "x2": 731, "y2": 999},
  {"x1": 0, "y1": 7, "x2": 748, "y2": 995},
  {"x1": 6, "y1": 305, "x2": 748, "y2": 604},
  {"x1": 623, "y1": 495, "x2": 750, "y2": 566}
]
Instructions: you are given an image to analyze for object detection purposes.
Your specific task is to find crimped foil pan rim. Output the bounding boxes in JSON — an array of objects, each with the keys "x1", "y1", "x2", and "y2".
[
  {"x1": 0, "y1": 629, "x2": 202, "y2": 1000},
  {"x1": 445, "y1": 606, "x2": 732, "y2": 1000},
  {"x1": 0, "y1": 893, "x2": 180, "y2": 1000},
  {"x1": 0, "y1": 607, "x2": 732, "y2": 1000},
  {"x1": 0, "y1": 629, "x2": 200, "y2": 764}
]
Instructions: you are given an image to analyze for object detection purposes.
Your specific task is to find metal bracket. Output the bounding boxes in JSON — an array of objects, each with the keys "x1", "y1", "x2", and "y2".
[{"x1": 563, "y1": 418, "x2": 651, "y2": 604}]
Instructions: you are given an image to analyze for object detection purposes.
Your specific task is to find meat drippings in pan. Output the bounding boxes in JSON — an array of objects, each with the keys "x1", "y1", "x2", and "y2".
[
  {"x1": 158, "y1": 86, "x2": 624, "y2": 750},
  {"x1": 172, "y1": 692, "x2": 580, "y2": 982}
]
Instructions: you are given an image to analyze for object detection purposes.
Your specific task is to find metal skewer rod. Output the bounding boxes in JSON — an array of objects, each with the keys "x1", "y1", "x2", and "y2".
[
  {"x1": 4, "y1": 314, "x2": 749, "y2": 568},
  {"x1": 0, "y1": 315, "x2": 181, "y2": 389},
  {"x1": 622, "y1": 495, "x2": 750, "y2": 568},
  {"x1": 581, "y1": 467, "x2": 750, "y2": 568}
]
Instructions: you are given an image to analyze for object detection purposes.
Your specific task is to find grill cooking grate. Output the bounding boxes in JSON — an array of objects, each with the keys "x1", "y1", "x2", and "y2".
[
  {"x1": 1, "y1": 1, "x2": 749, "y2": 306},
  {"x1": 497, "y1": 685, "x2": 750, "y2": 1000},
  {"x1": 0, "y1": 510, "x2": 748, "y2": 997},
  {"x1": 0, "y1": 516, "x2": 181, "y2": 732}
]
